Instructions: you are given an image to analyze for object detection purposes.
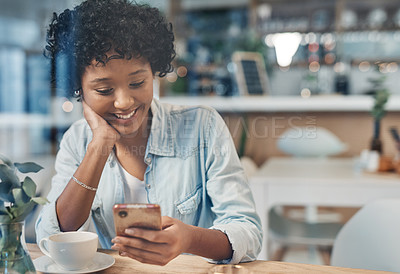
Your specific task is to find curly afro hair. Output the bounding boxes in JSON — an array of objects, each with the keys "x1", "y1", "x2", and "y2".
[{"x1": 45, "y1": 0, "x2": 175, "y2": 95}]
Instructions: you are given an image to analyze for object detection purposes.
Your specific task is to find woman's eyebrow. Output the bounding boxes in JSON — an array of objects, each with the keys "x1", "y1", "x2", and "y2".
[
  {"x1": 90, "y1": 69, "x2": 147, "y2": 83},
  {"x1": 128, "y1": 69, "x2": 147, "y2": 76},
  {"x1": 90, "y1": 77, "x2": 110, "y2": 83}
]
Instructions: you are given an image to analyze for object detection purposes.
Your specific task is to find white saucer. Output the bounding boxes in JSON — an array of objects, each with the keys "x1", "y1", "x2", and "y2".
[{"x1": 33, "y1": 252, "x2": 115, "y2": 273}]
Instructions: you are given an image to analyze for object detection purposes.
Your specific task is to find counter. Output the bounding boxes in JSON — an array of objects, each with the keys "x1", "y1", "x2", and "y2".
[{"x1": 159, "y1": 95, "x2": 400, "y2": 113}]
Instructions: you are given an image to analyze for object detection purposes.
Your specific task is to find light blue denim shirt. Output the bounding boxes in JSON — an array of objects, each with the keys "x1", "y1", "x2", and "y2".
[{"x1": 35, "y1": 98, "x2": 262, "y2": 264}]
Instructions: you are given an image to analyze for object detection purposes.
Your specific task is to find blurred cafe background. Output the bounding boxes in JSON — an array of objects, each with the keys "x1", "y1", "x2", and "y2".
[{"x1": 1, "y1": 0, "x2": 400, "y2": 267}]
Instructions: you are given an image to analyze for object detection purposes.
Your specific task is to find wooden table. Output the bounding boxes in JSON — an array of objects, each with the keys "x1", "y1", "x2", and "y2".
[
  {"x1": 27, "y1": 244, "x2": 395, "y2": 273},
  {"x1": 249, "y1": 157, "x2": 400, "y2": 260}
]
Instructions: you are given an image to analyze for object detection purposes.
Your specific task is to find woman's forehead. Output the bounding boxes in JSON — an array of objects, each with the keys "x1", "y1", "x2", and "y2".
[
  {"x1": 87, "y1": 55, "x2": 149, "y2": 70},
  {"x1": 83, "y1": 56, "x2": 151, "y2": 80}
]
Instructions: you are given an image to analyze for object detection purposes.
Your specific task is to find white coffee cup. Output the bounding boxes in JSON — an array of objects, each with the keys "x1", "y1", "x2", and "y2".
[{"x1": 39, "y1": 231, "x2": 98, "y2": 270}]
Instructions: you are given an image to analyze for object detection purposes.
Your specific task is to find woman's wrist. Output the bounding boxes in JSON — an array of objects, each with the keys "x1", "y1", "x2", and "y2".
[
  {"x1": 88, "y1": 139, "x2": 115, "y2": 158},
  {"x1": 184, "y1": 225, "x2": 233, "y2": 261},
  {"x1": 183, "y1": 224, "x2": 197, "y2": 254}
]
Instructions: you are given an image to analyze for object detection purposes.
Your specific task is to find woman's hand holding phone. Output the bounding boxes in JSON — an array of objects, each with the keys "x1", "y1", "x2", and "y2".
[{"x1": 111, "y1": 216, "x2": 193, "y2": 266}]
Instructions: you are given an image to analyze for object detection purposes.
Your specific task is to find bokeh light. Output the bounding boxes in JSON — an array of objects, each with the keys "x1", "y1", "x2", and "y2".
[
  {"x1": 309, "y1": 61, "x2": 320, "y2": 72},
  {"x1": 166, "y1": 72, "x2": 178, "y2": 83},
  {"x1": 358, "y1": 61, "x2": 370, "y2": 72},
  {"x1": 62, "y1": 100, "x2": 73, "y2": 113},
  {"x1": 308, "y1": 43, "x2": 319, "y2": 53},
  {"x1": 324, "y1": 53, "x2": 336, "y2": 64},
  {"x1": 301, "y1": 88, "x2": 311, "y2": 98},
  {"x1": 387, "y1": 62, "x2": 398, "y2": 73},
  {"x1": 334, "y1": 62, "x2": 346, "y2": 73},
  {"x1": 177, "y1": 66, "x2": 188, "y2": 77}
]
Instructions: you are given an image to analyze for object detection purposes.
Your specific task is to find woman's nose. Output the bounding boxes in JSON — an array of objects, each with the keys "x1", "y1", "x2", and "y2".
[{"x1": 114, "y1": 89, "x2": 133, "y2": 109}]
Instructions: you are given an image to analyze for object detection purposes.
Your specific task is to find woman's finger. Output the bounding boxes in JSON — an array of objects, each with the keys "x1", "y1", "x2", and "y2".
[
  {"x1": 123, "y1": 228, "x2": 169, "y2": 244},
  {"x1": 161, "y1": 216, "x2": 175, "y2": 229},
  {"x1": 82, "y1": 101, "x2": 96, "y2": 126},
  {"x1": 112, "y1": 243, "x2": 172, "y2": 266},
  {"x1": 112, "y1": 236, "x2": 166, "y2": 254},
  {"x1": 82, "y1": 100, "x2": 101, "y2": 128},
  {"x1": 121, "y1": 250, "x2": 168, "y2": 266},
  {"x1": 81, "y1": 100, "x2": 120, "y2": 143}
]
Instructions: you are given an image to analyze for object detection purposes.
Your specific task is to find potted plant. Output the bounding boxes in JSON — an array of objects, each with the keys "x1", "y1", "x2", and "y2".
[
  {"x1": 0, "y1": 154, "x2": 48, "y2": 274},
  {"x1": 369, "y1": 72, "x2": 390, "y2": 154}
]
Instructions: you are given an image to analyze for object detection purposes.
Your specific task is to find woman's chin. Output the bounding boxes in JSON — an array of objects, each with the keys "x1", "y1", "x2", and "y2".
[
  {"x1": 108, "y1": 111, "x2": 150, "y2": 140},
  {"x1": 115, "y1": 125, "x2": 141, "y2": 137}
]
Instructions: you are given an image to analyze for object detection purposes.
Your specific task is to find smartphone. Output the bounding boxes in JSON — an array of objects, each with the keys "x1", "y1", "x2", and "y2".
[{"x1": 113, "y1": 203, "x2": 162, "y2": 236}]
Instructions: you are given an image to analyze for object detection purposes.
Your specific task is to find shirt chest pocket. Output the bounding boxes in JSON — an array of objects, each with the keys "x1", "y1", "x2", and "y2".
[{"x1": 175, "y1": 187, "x2": 202, "y2": 224}]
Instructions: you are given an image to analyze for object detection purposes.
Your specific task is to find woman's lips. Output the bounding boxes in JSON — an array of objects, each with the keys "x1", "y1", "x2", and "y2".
[
  {"x1": 113, "y1": 108, "x2": 136, "y2": 119},
  {"x1": 109, "y1": 107, "x2": 140, "y2": 125}
]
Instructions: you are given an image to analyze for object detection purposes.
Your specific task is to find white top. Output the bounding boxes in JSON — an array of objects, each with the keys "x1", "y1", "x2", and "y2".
[{"x1": 117, "y1": 162, "x2": 148, "y2": 203}]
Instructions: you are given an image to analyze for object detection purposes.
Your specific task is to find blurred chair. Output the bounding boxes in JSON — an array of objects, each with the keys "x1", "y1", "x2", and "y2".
[
  {"x1": 331, "y1": 199, "x2": 400, "y2": 272},
  {"x1": 240, "y1": 154, "x2": 343, "y2": 264},
  {"x1": 269, "y1": 126, "x2": 348, "y2": 263},
  {"x1": 269, "y1": 207, "x2": 343, "y2": 264}
]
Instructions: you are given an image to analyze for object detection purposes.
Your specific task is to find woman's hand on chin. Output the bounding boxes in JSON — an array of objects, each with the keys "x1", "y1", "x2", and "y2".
[
  {"x1": 110, "y1": 216, "x2": 193, "y2": 266},
  {"x1": 82, "y1": 100, "x2": 120, "y2": 147}
]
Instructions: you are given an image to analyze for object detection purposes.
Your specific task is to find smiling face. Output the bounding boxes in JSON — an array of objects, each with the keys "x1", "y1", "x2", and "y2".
[{"x1": 81, "y1": 55, "x2": 154, "y2": 138}]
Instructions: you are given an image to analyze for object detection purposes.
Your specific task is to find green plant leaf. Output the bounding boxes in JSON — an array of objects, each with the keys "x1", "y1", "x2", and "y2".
[
  {"x1": 12, "y1": 188, "x2": 29, "y2": 207},
  {"x1": 0, "y1": 164, "x2": 19, "y2": 187},
  {"x1": 22, "y1": 176, "x2": 36, "y2": 197},
  {"x1": 0, "y1": 154, "x2": 13, "y2": 168},
  {"x1": 32, "y1": 197, "x2": 49, "y2": 205},
  {"x1": 12, "y1": 187, "x2": 30, "y2": 206},
  {"x1": 0, "y1": 203, "x2": 13, "y2": 219},
  {"x1": 9, "y1": 200, "x2": 36, "y2": 222},
  {"x1": 14, "y1": 162, "x2": 44, "y2": 173},
  {"x1": 0, "y1": 181, "x2": 14, "y2": 202}
]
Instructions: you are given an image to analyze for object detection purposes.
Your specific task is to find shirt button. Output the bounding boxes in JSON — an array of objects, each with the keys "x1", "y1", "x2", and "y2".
[
  {"x1": 145, "y1": 184, "x2": 151, "y2": 189},
  {"x1": 145, "y1": 157, "x2": 151, "y2": 164}
]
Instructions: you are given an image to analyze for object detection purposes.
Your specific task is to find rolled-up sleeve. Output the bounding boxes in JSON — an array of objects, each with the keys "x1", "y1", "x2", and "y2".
[
  {"x1": 35, "y1": 121, "x2": 92, "y2": 242},
  {"x1": 205, "y1": 109, "x2": 263, "y2": 264}
]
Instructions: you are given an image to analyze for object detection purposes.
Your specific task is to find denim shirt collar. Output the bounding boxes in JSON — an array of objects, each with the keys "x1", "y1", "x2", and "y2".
[{"x1": 145, "y1": 98, "x2": 175, "y2": 157}]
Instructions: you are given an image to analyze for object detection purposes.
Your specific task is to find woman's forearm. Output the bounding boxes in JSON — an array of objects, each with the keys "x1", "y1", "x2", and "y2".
[
  {"x1": 186, "y1": 226, "x2": 233, "y2": 261},
  {"x1": 56, "y1": 141, "x2": 113, "y2": 231}
]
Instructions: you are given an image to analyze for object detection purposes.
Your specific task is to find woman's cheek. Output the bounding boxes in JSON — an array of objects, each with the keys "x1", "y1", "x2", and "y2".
[{"x1": 82, "y1": 92, "x2": 108, "y2": 117}]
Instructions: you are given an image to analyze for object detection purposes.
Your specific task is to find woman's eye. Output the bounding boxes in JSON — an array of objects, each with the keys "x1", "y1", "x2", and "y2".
[
  {"x1": 95, "y1": 88, "x2": 113, "y2": 95},
  {"x1": 129, "y1": 80, "x2": 145, "y2": 88}
]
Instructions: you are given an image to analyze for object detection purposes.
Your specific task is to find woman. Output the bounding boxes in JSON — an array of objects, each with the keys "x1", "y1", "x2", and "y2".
[{"x1": 36, "y1": 0, "x2": 262, "y2": 265}]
